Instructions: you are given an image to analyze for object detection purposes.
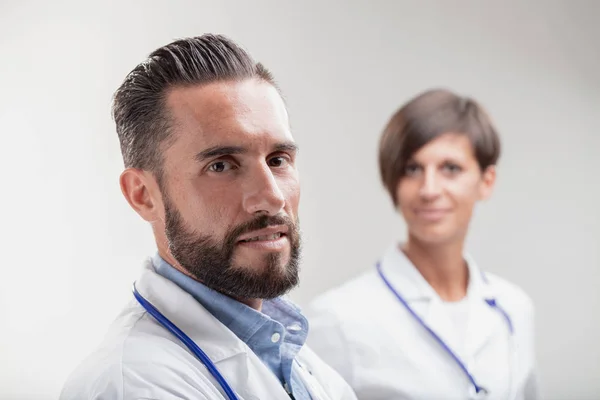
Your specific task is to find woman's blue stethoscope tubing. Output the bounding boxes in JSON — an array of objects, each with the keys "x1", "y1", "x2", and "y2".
[{"x1": 376, "y1": 261, "x2": 514, "y2": 396}]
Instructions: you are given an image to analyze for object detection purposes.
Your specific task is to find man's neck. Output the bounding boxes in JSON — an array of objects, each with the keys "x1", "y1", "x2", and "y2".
[
  {"x1": 157, "y1": 246, "x2": 263, "y2": 311},
  {"x1": 402, "y1": 236, "x2": 469, "y2": 302}
]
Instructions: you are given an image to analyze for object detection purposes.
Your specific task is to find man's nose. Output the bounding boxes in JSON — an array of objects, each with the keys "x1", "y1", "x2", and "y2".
[{"x1": 242, "y1": 165, "x2": 286, "y2": 216}]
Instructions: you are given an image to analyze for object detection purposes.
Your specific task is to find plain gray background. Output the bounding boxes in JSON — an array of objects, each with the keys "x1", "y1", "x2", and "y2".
[{"x1": 0, "y1": 1, "x2": 598, "y2": 399}]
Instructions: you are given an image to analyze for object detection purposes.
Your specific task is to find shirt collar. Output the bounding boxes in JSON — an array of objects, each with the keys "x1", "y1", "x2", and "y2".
[{"x1": 151, "y1": 253, "x2": 309, "y2": 349}]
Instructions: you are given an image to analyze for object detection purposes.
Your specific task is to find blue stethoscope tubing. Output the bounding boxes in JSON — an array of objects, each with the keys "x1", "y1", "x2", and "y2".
[
  {"x1": 376, "y1": 262, "x2": 515, "y2": 397},
  {"x1": 132, "y1": 284, "x2": 241, "y2": 400}
]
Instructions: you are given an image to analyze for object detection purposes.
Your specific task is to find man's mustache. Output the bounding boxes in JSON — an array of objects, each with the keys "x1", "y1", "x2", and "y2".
[{"x1": 227, "y1": 214, "x2": 296, "y2": 243}]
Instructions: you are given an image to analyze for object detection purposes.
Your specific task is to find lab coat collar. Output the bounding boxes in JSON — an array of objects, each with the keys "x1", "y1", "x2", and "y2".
[
  {"x1": 464, "y1": 252, "x2": 497, "y2": 300},
  {"x1": 379, "y1": 243, "x2": 501, "y2": 356},
  {"x1": 135, "y1": 259, "x2": 297, "y2": 399},
  {"x1": 463, "y1": 254, "x2": 502, "y2": 357},
  {"x1": 378, "y1": 243, "x2": 437, "y2": 301},
  {"x1": 135, "y1": 259, "x2": 248, "y2": 363},
  {"x1": 378, "y1": 243, "x2": 496, "y2": 302}
]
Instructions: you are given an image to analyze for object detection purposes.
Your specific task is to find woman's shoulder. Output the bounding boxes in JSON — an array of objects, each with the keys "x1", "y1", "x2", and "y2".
[
  {"x1": 306, "y1": 269, "x2": 383, "y2": 318},
  {"x1": 483, "y1": 272, "x2": 535, "y2": 317}
]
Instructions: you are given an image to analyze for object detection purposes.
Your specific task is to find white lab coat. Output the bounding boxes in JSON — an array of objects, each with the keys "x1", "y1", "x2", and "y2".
[
  {"x1": 60, "y1": 259, "x2": 357, "y2": 400},
  {"x1": 306, "y1": 244, "x2": 540, "y2": 400}
]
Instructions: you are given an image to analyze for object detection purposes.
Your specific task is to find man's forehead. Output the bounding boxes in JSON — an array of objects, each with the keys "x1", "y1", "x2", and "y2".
[
  {"x1": 167, "y1": 80, "x2": 287, "y2": 125},
  {"x1": 165, "y1": 80, "x2": 292, "y2": 150}
]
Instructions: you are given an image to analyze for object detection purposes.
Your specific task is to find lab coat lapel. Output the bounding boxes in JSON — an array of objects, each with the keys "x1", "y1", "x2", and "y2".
[
  {"x1": 223, "y1": 354, "x2": 292, "y2": 400},
  {"x1": 379, "y1": 244, "x2": 450, "y2": 335},
  {"x1": 422, "y1": 296, "x2": 456, "y2": 348},
  {"x1": 135, "y1": 259, "x2": 247, "y2": 363},
  {"x1": 380, "y1": 245, "x2": 497, "y2": 357},
  {"x1": 295, "y1": 360, "x2": 333, "y2": 400},
  {"x1": 464, "y1": 255, "x2": 500, "y2": 358},
  {"x1": 135, "y1": 260, "x2": 292, "y2": 399},
  {"x1": 379, "y1": 244, "x2": 436, "y2": 302}
]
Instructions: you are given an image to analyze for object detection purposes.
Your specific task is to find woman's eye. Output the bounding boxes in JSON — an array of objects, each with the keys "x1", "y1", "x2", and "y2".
[
  {"x1": 209, "y1": 161, "x2": 234, "y2": 173},
  {"x1": 442, "y1": 163, "x2": 462, "y2": 174},
  {"x1": 404, "y1": 163, "x2": 421, "y2": 176},
  {"x1": 268, "y1": 156, "x2": 288, "y2": 168}
]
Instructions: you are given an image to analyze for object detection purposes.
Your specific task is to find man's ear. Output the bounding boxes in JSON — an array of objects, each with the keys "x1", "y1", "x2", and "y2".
[
  {"x1": 479, "y1": 165, "x2": 497, "y2": 201},
  {"x1": 120, "y1": 168, "x2": 163, "y2": 222}
]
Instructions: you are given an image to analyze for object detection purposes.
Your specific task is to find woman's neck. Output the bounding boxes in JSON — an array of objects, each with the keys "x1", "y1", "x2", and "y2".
[{"x1": 402, "y1": 237, "x2": 469, "y2": 302}]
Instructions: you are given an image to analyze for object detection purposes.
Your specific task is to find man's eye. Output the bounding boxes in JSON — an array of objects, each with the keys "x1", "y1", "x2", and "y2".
[
  {"x1": 209, "y1": 161, "x2": 234, "y2": 173},
  {"x1": 268, "y1": 156, "x2": 288, "y2": 167}
]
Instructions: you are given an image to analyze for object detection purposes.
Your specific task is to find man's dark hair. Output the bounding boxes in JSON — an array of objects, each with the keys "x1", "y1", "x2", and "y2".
[
  {"x1": 112, "y1": 34, "x2": 277, "y2": 183},
  {"x1": 379, "y1": 88, "x2": 501, "y2": 205}
]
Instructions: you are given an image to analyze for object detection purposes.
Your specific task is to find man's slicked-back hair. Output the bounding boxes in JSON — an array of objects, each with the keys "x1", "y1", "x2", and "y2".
[{"x1": 112, "y1": 34, "x2": 277, "y2": 181}]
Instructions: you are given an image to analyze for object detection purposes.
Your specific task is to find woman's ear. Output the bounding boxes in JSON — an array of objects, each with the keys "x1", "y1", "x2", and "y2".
[{"x1": 479, "y1": 165, "x2": 497, "y2": 201}]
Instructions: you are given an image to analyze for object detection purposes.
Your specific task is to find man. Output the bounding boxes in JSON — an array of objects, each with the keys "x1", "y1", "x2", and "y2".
[{"x1": 60, "y1": 34, "x2": 356, "y2": 400}]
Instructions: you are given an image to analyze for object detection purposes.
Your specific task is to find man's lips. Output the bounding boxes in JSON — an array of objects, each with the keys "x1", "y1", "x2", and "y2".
[{"x1": 237, "y1": 225, "x2": 289, "y2": 242}]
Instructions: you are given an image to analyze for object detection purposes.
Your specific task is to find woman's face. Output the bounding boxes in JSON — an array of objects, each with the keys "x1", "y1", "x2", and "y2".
[{"x1": 395, "y1": 133, "x2": 496, "y2": 245}]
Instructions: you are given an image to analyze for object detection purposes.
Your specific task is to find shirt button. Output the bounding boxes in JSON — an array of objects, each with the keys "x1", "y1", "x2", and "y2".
[
  {"x1": 287, "y1": 324, "x2": 302, "y2": 332},
  {"x1": 271, "y1": 332, "x2": 281, "y2": 343}
]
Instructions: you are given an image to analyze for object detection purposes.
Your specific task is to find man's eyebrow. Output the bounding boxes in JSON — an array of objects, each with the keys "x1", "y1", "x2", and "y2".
[
  {"x1": 274, "y1": 142, "x2": 299, "y2": 153},
  {"x1": 194, "y1": 142, "x2": 298, "y2": 162},
  {"x1": 195, "y1": 146, "x2": 247, "y2": 162}
]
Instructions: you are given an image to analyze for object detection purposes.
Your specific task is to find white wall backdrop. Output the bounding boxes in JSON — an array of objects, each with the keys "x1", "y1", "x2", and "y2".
[{"x1": 1, "y1": 1, "x2": 598, "y2": 399}]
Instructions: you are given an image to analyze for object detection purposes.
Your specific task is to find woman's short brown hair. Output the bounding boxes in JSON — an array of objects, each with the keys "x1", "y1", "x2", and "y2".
[{"x1": 378, "y1": 88, "x2": 501, "y2": 204}]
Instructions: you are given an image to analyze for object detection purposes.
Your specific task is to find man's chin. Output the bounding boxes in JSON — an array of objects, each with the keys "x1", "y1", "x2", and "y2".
[
  {"x1": 232, "y1": 249, "x2": 290, "y2": 272},
  {"x1": 222, "y1": 272, "x2": 298, "y2": 300},
  {"x1": 226, "y1": 261, "x2": 298, "y2": 297}
]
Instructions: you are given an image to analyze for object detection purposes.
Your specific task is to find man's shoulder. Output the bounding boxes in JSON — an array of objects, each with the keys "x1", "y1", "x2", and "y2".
[
  {"x1": 59, "y1": 303, "x2": 212, "y2": 400},
  {"x1": 59, "y1": 304, "x2": 143, "y2": 400}
]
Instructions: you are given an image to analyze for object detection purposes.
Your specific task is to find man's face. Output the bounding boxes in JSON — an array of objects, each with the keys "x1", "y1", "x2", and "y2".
[{"x1": 158, "y1": 79, "x2": 301, "y2": 299}]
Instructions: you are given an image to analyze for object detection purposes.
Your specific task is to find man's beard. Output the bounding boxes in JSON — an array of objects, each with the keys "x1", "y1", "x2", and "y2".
[{"x1": 163, "y1": 194, "x2": 301, "y2": 300}]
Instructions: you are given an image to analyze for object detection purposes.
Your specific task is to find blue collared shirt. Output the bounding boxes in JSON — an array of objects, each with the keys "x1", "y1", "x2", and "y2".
[{"x1": 153, "y1": 254, "x2": 312, "y2": 400}]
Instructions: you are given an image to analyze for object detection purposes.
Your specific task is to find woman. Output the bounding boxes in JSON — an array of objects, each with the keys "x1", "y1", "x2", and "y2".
[{"x1": 306, "y1": 89, "x2": 539, "y2": 400}]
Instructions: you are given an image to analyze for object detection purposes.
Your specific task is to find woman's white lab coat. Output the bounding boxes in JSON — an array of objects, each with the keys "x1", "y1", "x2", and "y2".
[
  {"x1": 60, "y1": 259, "x2": 357, "y2": 400},
  {"x1": 306, "y1": 244, "x2": 540, "y2": 400}
]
